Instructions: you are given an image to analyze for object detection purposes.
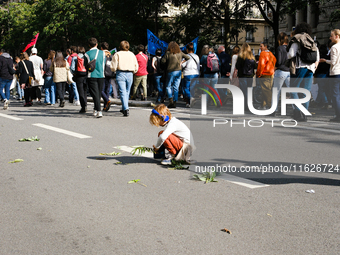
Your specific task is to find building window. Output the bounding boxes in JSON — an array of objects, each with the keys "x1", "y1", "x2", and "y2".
[{"x1": 246, "y1": 27, "x2": 254, "y2": 42}]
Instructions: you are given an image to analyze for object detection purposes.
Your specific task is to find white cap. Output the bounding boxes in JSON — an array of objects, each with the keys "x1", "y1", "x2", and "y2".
[{"x1": 31, "y1": 48, "x2": 37, "y2": 54}]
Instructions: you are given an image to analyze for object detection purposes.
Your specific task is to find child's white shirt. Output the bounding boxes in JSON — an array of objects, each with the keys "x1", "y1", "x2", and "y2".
[{"x1": 155, "y1": 117, "x2": 195, "y2": 149}]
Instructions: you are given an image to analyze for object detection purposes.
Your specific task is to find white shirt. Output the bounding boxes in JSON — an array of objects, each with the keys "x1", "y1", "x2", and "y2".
[
  {"x1": 181, "y1": 53, "x2": 200, "y2": 76},
  {"x1": 326, "y1": 42, "x2": 340, "y2": 76},
  {"x1": 230, "y1": 54, "x2": 238, "y2": 80},
  {"x1": 155, "y1": 117, "x2": 195, "y2": 149},
  {"x1": 29, "y1": 55, "x2": 43, "y2": 70},
  {"x1": 287, "y1": 43, "x2": 320, "y2": 73}
]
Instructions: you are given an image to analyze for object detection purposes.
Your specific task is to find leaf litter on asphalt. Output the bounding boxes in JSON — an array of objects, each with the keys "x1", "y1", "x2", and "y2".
[
  {"x1": 99, "y1": 152, "x2": 121, "y2": 156},
  {"x1": 9, "y1": 159, "x2": 24, "y2": 163},
  {"x1": 18, "y1": 136, "x2": 40, "y2": 142},
  {"x1": 128, "y1": 179, "x2": 147, "y2": 187}
]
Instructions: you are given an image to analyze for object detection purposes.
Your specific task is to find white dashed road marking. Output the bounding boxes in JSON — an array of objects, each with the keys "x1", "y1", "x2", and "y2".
[
  {"x1": 0, "y1": 113, "x2": 23, "y2": 121},
  {"x1": 32, "y1": 123, "x2": 92, "y2": 139}
]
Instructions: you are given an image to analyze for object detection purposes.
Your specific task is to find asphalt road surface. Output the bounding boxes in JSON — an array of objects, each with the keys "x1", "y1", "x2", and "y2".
[{"x1": 0, "y1": 100, "x2": 339, "y2": 255}]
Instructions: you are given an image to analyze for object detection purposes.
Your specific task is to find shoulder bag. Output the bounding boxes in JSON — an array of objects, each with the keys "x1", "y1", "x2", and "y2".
[
  {"x1": 22, "y1": 61, "x2": 34, "y2": 87},
  {"x1": 86, "y1": 49, "x2": 99, "y2": 72}
]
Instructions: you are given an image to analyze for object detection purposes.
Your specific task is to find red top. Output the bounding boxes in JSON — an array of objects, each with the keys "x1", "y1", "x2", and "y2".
[
  {"x1": 67, "y1": 53, "x2": 78, "y2": 66},
  {"x1": 135, "y1": 52, "x2": 148, "y2": 76}
]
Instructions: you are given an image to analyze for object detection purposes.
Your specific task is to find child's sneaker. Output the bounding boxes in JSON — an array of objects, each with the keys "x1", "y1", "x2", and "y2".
[{"x1": 161, "y1": 158, "x2": 173, "y2": 165}]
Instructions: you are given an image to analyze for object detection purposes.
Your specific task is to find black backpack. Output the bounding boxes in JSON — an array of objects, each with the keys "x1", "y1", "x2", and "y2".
[
  {"x1": 156, "y1": 56, "x2": 165, "y2": 75},
  {"x1": 243, "y1": 58, "x2": 255, "y2": 76},
  {"x1": 104, "y1": 55, "x2": 113, "y2": 77}
]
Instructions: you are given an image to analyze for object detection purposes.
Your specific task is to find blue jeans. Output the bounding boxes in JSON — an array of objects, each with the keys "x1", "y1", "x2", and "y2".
[
  {"x1": 70, "y1": 82, "x2": 79, "y2": 102},
  {"x1": 331, "y1": 75, "x2": 340, "y2": 118},
  {"x1": 273, "y1": 69, "x2": 290, "y2": 111},
  {"x1": 166, "y1": 70, "x2": 182, "y2": 101},
  {"x1": 44, "y1": 76, "x2": 56, "y2": 104},
  {"x1": 290, "y1": 68, "x2": 313, "y2": 110},
  {"x1": 154, "y1": 74, "x2": 164, "y2": 101},
  {"x1": 315, "y1": 74, "x2": 329, "y2": 105},
  {"x1": 116, "y1": 71, "x2": 133, "y2": 110},
  {"x1": 203, "y1": 73, "x2": 220, "y2": 103},
  {"x1": 0, "y1": 78, "x2": 12, "y2": 101},
  {"x1": 183, "y1": 74, "x2": 199, "y2": 99},
  {"x1": 238, "y1": 77, "x2": 253, "y2": 109},
  {"x1": 17, "y1": 80, "x2": 24, "y2": 99}
]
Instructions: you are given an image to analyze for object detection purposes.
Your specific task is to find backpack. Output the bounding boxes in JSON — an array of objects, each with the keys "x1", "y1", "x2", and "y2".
[
  {"x1": 243, "y1": 58, "x2": 255, "y2": 76},
  {"x1": 104, "y1": 55, "x2": 113, "y2": 77},
  {"x1": 76, "y1": 55, "x2": 87, "y2": 76},
  {"x1": 207, "y1": 53, "x2": 219, "y2": 72},
  {"x1": 156, "y1": 56, "x2": 164, "y2": 75},
  {"x1": 297, "y1": 34, "x2": 318, "y2": 64}
]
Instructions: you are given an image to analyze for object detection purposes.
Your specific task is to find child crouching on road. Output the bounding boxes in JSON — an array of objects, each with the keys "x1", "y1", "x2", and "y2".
[{"x1": 150, "y1": 104, "x2": 195, "y2": 165}]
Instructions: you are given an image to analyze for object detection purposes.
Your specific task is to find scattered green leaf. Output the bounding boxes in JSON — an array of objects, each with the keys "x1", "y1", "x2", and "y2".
[
  {"x1": 128, "y1": 179, "x2": 147, "y2": 187},
  {"x1": 193, "y1": 171, "x2": 218, "y2": 184},
  {"x1": 19, "y1": 136, "x2": 40, "y2": 142},
  {"x1": 99, "y1": 152, "x2": 121, "y2": 156},
  {"x1": 131, "y1": 146, "x2": 154, "y2": 156},
  {"x1": 115, "y1": 161, "x2": 122, "y2": 165},
  {"x1": 9, "y1": 159, "x2": 24, "y2": 163},
  {"x1": 168, "y1": 160, "x2": 189, "y2": 170},
  {"x1": 37, "y1": 147, "x2": 42, "y2": 150}
]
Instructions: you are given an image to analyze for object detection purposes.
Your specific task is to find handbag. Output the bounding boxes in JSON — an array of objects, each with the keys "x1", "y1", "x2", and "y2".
[
  {"x1": 22, "y1": 61, "x2": 34, "y2": 86},
  {"x1": 67, "y1": 69, "x2": 73, "y2": 84},
  {"x1": 86, "y1": 49, "x2": 99, "y2": 72},
  {"x1": 230, "y1": 68, "x2": 239, "y2": 87}
]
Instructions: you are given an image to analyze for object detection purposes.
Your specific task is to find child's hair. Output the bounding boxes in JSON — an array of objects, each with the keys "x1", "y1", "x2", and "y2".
[{"x1": 149, "y1": 104, "x2": 172, "y2": 127}]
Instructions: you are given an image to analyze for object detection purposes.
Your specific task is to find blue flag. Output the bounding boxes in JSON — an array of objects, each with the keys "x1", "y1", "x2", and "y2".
[{"x1": 147, "y1": 29, "x2": 199, "y2": 56}]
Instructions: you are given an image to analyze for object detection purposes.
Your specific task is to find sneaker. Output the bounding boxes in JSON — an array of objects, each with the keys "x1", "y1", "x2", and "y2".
[
  {"x1": 186, "y1": 103, "x2": 190, "y2": 108},
  {"x1": 103, "y1": 100, "x2": 111, "y2": 112},
  {"x1": 161, "y1": 158, "x2": 173, "y2": 165},
  {"x1": 123, "y1": 109, "x2": 129, "y2": 117},
  {"x1": 93, "y1": 110, "x2": 98, "y2": 117},
  {"x1": 38, "y1": 100, "x2": 42, "y2": 105},
  {"x1": 59, "y1": 100, "x2": 65, "y2": 107},
  {"x1": 97, "y1": 111, "x2": 103, "y2": 118},
  {"x1": 79, "y1": 108, "x2": 87, "y2": 113},
  {"x1": 45, "y1": 102, "x2": 51, "y2": 105},
  {"x1": 3, "y1": 99, "x2": 9, "y2": 110},
  {"x1": 73, "y1": 100, "x2": 80, "y2": 106}
]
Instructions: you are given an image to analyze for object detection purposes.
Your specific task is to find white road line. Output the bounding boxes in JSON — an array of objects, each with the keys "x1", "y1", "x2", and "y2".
[
  {"x1": 32, "y1": 123, "x2": 92, "y2": 139},
  {"x1": 114, "y1": 145, "x2": 268, "y2": 189},
  {"x1": 0, "y1": 113, "x2": 23, "y2": 121}
]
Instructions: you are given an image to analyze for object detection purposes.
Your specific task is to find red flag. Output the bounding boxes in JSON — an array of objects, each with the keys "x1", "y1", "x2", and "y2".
[{"x1": 22, "y1": 33, "x2": 39, "y2": 52}]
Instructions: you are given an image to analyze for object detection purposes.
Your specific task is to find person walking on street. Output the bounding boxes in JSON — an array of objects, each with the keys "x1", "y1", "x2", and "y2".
[
  {"x1": 320, "y1": 29, "x2": 340, "y2": 122},
  {"x1": 50, "y1": 51, "x2": 69, "y2": 108},
  {"x1": 181, "y1": 42, "x2": 200, "y2": 107},
  {"x1": 29, "y1": 48, "x2": 44, "y2": 105},
  {"x1": 100, "y1": 42, "x2": 113, "y2": 112},
  {"x1": 84, "y1": 37, "x2": 106, "y2": 118},
  {"x1": 67, "y1": 46, "x2": 80, "y2": 105},
  {"x1": 131, "y1": 44, "x2": 148, "y2": 101},
  {"x1": 110, "y1": 40, "x2": 139, "y2": 117},
  {"x1": 162, "y1": 41, "x2": 190, "y2": 108},
  {"x1": 273, "y1": 32, "x2": 290, "y2": 116},
  {"x1": 152, "y1": 48, "x2": 165, "y2": 103},
  {"x1": 287, "y1": 22, "x2": 319, "y2": 122},
  {"x1": 256, "y1": 42, "x2": 276, "y2": 110},
  {"x1": 71, "y1": 46, "x2": 88, "y2": 113},
  {"x1": 18, "y1": 52, "x2": 35, "y2": 107},
  {"x1": 43, "y1": 50, "x2": 56, "y2": 105},
  {"x1": 0, "y1": 49, "x2": 15, "y2": 109}
]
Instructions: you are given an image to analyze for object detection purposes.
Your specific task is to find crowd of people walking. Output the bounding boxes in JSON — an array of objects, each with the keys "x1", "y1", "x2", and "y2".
[{"x1": 0, "y1": 22, "x2": 340, "y2": 122}]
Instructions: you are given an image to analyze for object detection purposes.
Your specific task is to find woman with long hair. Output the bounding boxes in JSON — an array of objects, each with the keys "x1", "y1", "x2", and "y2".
[
  {"x1": 236, "y1": 43, "x2": 257, "y2": 110},
  {"x1": 49, "y1": 51, "x2": 69, "y2": 107},
  {"x1": 230, "y1": 45, "x2": 240, "y2": 84},
  {"x1": 17, "y1": 52, "x2": 35, "y2": 107},
  {"x1": 110, "y1": 40, "x2": 139, "y2": 116},
  {"x1": 43, "y1": 50, "x2": 56, "y2": 105},
  {"x1": 161, "y1": 41, "x2": 190, "y2": 108}
]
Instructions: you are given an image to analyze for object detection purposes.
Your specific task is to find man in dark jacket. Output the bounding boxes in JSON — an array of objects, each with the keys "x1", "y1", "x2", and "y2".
[
  {"x1": 0, "y1": 49, "x2": 15, "y2": 109},
  {"x1": 218, "y1": 46, "x2": 231, "y2": 102}
]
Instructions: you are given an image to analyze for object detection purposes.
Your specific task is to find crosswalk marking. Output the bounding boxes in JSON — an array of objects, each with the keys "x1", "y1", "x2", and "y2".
[
  {"x1": 32, "y1": 123, "x2": 92, "y2": 139},
  {"x1": 0, "y1": 113, "x2": 23, "y2": 121},
  {"x1": 114, "y1": 145, "x2": 268, "y2": 189}
]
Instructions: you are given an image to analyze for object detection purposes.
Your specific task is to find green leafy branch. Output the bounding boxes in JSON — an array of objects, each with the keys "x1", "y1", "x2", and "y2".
[
  {"x1": 99, "y1": 152, "x2": 121, "y2": 156},
  {"x1": 128, "y1": 179, "x2": 147, "y2": 187},
  {"x1": 19, "y1": 136, "x2": 40, "y2": 142},
  {"x1": 9, "y1": 159, "x2": 24, "y2": 163},
  {"x1": 193, "y1": 171, "x2": 218, "y2": 184},
  {"x1": 168, "y1": 160, "x2": 189, "y2": 170},
  {"x1": 130, "y1": 146, "x2": 154, "y2": 156}
]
